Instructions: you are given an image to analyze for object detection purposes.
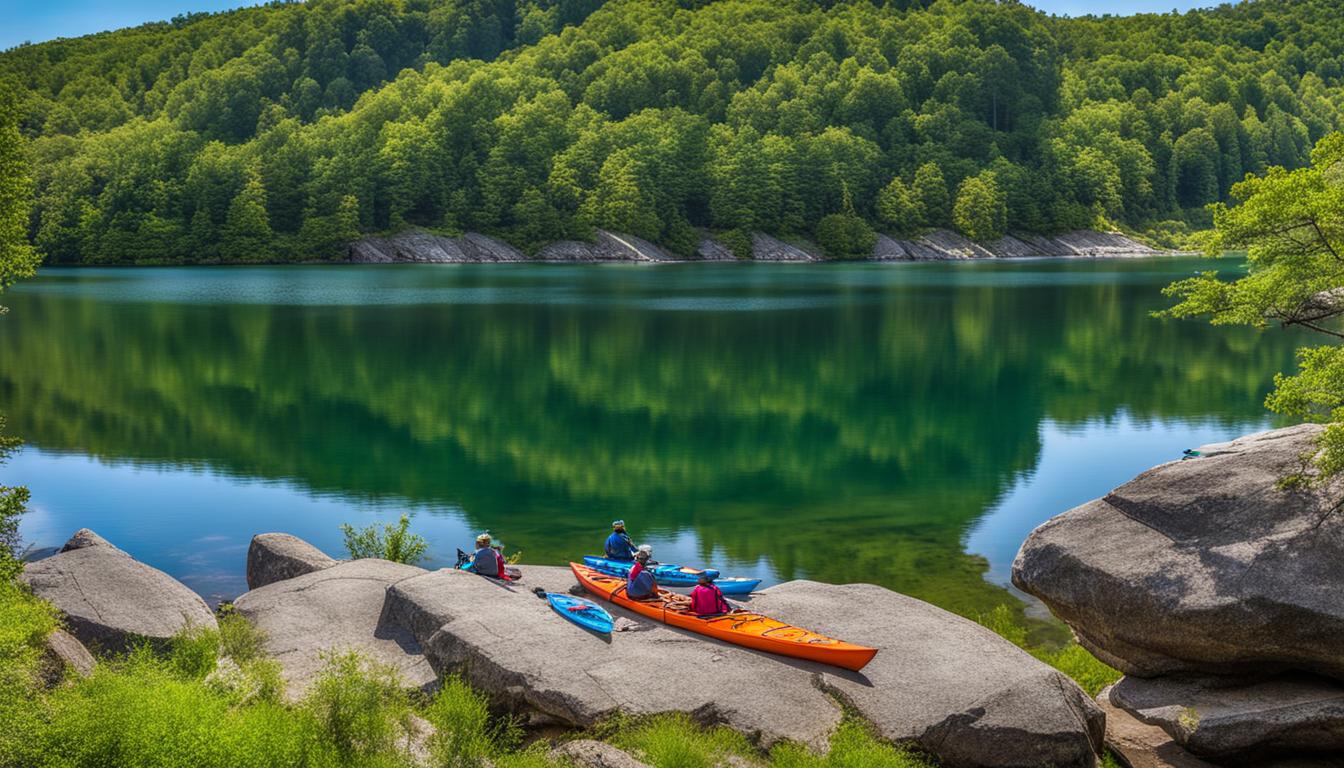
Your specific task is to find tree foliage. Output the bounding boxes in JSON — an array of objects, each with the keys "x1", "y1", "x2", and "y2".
[
  {"x1": 3, "y1": 0, "x2": 1344, "y2": 261},
  {"x1": 1163, "y1": 131, "x2": 1344, "y2": 476}
]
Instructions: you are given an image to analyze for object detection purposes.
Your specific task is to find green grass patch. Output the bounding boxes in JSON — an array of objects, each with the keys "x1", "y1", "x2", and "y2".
[
  {"x1": 770, "y1": 719, "x2": 934, "y2": 768},
  {"x1": 602, "y1": 712, "x2": 934, "y2": 768}
]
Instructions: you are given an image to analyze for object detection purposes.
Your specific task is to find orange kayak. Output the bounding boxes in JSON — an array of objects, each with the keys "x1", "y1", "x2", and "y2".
[{"x1": 570, "y1": 562, "x2": 877, "y2": 671}]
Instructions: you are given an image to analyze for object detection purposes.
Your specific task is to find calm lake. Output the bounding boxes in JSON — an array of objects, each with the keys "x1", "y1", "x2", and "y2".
[{"x1": 0, "y1": 259, "x2": 1305, "y2": 621}]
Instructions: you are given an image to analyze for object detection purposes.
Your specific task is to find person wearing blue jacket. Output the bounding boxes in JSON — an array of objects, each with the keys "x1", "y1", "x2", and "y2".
[{"x1": 604, "y1": 520, "x2": 638, "y2": 561}]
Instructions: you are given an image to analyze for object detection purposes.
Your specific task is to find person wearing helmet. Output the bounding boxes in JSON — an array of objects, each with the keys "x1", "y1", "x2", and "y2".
[
  {"x1": 605, "y1": 520, "x2": 638, "y2": 561},
  {"x1": 626, "y1": 545, "x2": 657, "y2": 599},
  {"x1": 471, "y1": 533, "x2": 503, "y2": 578}
]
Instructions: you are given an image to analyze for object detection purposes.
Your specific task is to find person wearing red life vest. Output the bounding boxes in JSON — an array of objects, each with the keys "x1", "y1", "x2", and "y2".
[{"x1": 689, "y1": 573, "x2": 731, "y2": 616}]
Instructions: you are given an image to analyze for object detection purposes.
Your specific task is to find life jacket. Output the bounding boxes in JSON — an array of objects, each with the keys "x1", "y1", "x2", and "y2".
[
  {"x1": 472, "y1": 547, "x2": 501, "y2": 578},
  {"x1": 627, "y1": 560, "x2": 656, "y2": 598},
  {"x1": 493, "y1": 549, "x2": 510, "y2": 581},
  {"x1": 605, "y1": 531, "x2": 636, "y2": 561},
  {"x1": 690, "y1": 583, "x2": 730, "y2": 616}
]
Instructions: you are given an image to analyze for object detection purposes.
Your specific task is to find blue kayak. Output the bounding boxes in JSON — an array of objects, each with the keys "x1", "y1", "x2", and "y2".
[
  {"x1": 543, "y1": 592, "x2": 614, "y2": 634},
  {"x1": 582, "y1": 555, "x2": 761, "y2": 595}
]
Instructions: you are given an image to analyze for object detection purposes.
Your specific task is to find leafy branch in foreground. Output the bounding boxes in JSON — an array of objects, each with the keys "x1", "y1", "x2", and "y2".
[
  {"x1": 339, "y1": 513, "x2": 429, "y2": 565},
  {"x1": 1161, "y1": 131, "x2": 1344, "y2": 478}
]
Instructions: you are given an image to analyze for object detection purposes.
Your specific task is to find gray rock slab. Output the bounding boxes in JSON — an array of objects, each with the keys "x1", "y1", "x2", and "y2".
[
  {"x1": 20, "y1": 529, "x2": 217, "y2": 654},
  {"x1": 1013, "y1": 424, "x2": 1344, "y2": 679},
  {"x1": 387, "y1": 566, "x2": 1103, "y2": 766},
  {"x1": 234, "y1": 557, "x2": 437, "y2": 700},
  {"x1": 386, "y1": 565, "x2": 842, "y2": 750},
  {"x1": 246, "y1": 532, "x2": 337, "y2": 589},
  {"x1": 1111, "y1": 673, "x2": 1344, "y2": 761},
  {"x1": 1096, "y1": 686, "x2": 1217, "y2": 768},
  {"x1": 749, "y1": 580, "x2": 1105, "y2": 768}
]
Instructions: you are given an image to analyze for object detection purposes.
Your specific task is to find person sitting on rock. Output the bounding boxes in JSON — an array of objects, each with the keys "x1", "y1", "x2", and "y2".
[
  {"x1": 688, "y1": 573, "x2": 731, "y2": 616},
  {"x1": 626, "y1": 546, "x2": 657, "y2": 599},
  {"x1": 605, "y1": 520, "x2": 638, "y2": 561},
  {"x1": 471, "y1": 533, "x2": 503, "y2": 578}
]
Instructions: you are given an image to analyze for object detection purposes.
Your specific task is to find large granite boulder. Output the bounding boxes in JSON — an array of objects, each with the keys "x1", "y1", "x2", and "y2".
[
  {"x1": 750, "y1": 580, "x2": 1105, "y2": 768},
  {"x1": 246, "y1": 533, "x2": 337, "y2": 589},
  {"x1": 234, "y1": 558, "x2": 437, "y2": 699},
  {"x1": 1109, "y1": 673, "x2": 1344, "y2": 762},
  {"x1": 1012, "y1": 425, "x2": 1344, "y2": 679},
  {"x1": 386, "y1": 566, "x2": 1103, "y2": 766},
  {"x1": 20, "y1": 529, "x2": 217, "y2": 653}
]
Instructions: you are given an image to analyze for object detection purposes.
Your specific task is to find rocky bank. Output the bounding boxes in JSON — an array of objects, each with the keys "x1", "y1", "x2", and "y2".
[
  {"x1": 348, "y1": 227, "x2": 1159, "y2": 263},
  {"x1": 1014, "y1": 424, "x2": 1344, "y2": 765},
  {"x1": 22, "y1": 528, "x2": 1107, "y2": 767}
]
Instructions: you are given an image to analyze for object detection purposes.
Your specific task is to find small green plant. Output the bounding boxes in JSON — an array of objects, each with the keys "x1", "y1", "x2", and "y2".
[
  {"x1": 424, "y1": 675, "x2": 518, "y2": 765},
  {"x1": 217, "y1": 608, "x2": 266, "y2": 664},
  {"x1": 339, "y1": 513, "x2": 428, "y2": 565},
  {"x1": 1177, "y1": 706, "x2": 1201, "y2": 734},
  {"x1": 771, "y1": 717, "x2": 934, "y2": 768},
  {"x1": 607, "y1": 712, "x2": 759, "y2": 768},
  {"x1": 168, "y1": 622, "x2": 221, "y2": 680},
  {"x1": 303, "y1": 650, "x2": 410, "y2": 761}
]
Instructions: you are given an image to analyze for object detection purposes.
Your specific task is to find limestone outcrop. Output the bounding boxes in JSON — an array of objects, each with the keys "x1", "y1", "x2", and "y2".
[{"x1": 20, "y1": 528, "x2": 217, "y2": 653}]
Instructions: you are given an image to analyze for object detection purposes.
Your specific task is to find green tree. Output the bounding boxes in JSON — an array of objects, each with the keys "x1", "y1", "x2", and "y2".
[
  {"x1": 0, "y1": 89, "x2": 38, "y2": 306},
  {"x1": 220, "y1": 172, "x2": 274, "y2": 262},
  {"x1": 911, "y1": 163, "x2": 951, "y2": 229},
  {"x1": 0, "y1": 89, "x2": 36, "y2": 579},
  {"x1": 1163, "y1": 132, "x2": 1344, "y2": 476},
  {"x1": 877, "y1": 177, "x2": 919, "y2": 234},
  {"x1": 953, "y1": 171, "x2": 1007, "y2": 241}
]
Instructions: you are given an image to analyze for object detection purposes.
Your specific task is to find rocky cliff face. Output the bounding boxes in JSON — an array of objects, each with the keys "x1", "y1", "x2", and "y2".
[{"x1": 348, "y1": 228, "x2": 1160, "y2": 263}]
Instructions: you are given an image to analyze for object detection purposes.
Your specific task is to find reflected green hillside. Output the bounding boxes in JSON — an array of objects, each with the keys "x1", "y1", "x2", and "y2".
[{"x1": 0, "y1": 261, "x2": 1302, "y2": 617}]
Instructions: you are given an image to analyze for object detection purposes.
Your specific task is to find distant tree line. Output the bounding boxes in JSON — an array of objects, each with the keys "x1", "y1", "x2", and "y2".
[{"x1": 3, "y1": 0, "x2": 1343, "y2": 262}]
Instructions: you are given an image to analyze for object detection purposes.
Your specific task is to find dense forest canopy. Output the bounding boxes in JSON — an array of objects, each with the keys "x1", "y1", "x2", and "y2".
[{"x1": 3, "y1": 0, "x2": 1343, "y2": 262}]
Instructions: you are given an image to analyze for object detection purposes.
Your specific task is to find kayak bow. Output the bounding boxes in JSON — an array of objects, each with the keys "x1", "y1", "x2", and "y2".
[{"x1": 570, "y1": 562, "x2": 876, "y2": 671}]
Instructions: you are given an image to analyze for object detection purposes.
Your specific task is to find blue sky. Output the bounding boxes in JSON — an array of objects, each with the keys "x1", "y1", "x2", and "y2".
[{"x1": 1, "y1": 0, "x2": 1222, "y2": 51}]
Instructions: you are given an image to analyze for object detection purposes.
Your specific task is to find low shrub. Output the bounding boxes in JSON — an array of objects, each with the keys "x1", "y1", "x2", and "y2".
[
  {"x1": 339, "y1": 514, "x2": 428, "y2": 565},
  {"x1": 217, "y1": 607, "x2": 266, "y2": 663},
  {"x1": 606, "y1": 713, "x2": 758, "y2": 768},
  {"x1": 302, "y1": 651, "x2": 412, "y2": 763},
  {"x1": 424, "y1": 675, "x2": 514, "y2": 765}
]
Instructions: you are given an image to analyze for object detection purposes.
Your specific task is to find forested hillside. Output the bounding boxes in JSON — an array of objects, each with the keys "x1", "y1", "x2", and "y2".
[{"x1": 4, "y1": 0, "x2": 1343, "y2": 262}]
